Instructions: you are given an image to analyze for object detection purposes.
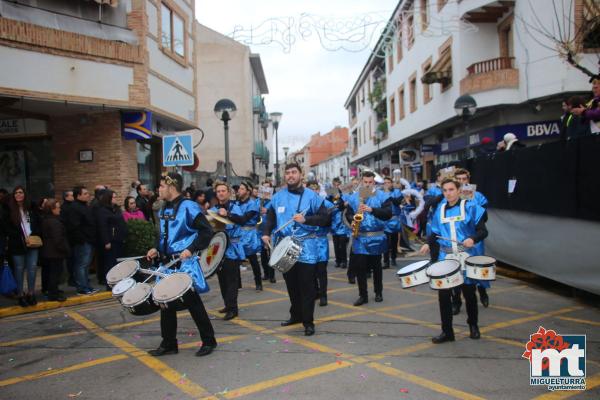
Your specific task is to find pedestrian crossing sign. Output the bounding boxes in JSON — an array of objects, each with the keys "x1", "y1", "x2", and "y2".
[{"x1": 162, "y1": 135, "x2": 194, "y2": 167}]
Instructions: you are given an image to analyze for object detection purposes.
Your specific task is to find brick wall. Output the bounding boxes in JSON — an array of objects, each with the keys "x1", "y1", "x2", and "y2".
[{"x1": 51, "y1": 112, "x2": 138, "y2": 202}]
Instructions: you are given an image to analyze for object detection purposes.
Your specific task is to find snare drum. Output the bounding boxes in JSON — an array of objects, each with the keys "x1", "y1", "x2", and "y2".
[
  {"x1": 199, "y1": 231, "x2": 228, "y2": 279},
  {"x1": 106, "y1": 260, "x2": 141, "y2": 287},
  {"x1": 269, "y1": 236, "x2": 302, "y2": 273},
  {"x1": 426, "y1": 260, "x2": 463, "y2": 290},
  {"x1": 465, "y1": 255, "x2": 496, "y2": 281},
  {"x1": 111, "y1": 277, "x2": 136, "y2": 300},
  {"x1": 445, "y1": 251, "x2": 469, "y2": 271},
  {"x1": 152, "y1": 273, "x2": 195, "y2": 311},
  {"x1": 120, "y1": 283, "x2": 159, "y2": 315},
  {"x1": 396, "y1": 260, "x2": 430, "y2": 288}
]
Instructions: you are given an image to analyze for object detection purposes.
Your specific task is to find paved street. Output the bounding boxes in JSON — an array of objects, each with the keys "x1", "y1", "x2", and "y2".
[{"x1": 1, "y1": 259, "x2": 599, "y2": 400}]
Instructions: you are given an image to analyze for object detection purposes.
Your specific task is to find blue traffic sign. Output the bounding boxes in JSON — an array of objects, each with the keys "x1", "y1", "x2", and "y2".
[{"x1": 163, "y1": 135, "x2": 194, "y2": 167}]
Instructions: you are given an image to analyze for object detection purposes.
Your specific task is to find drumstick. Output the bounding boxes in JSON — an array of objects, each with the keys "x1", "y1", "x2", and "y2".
[
  {"x1": 435, "y1": 235, "x2": 468, "y2": 250},
  {"x1": 272, "y1": 208, "x2": 310, "y2": 235},
  {"x1": 116, "y1": 255, "x2": 146, "y2": 262}
]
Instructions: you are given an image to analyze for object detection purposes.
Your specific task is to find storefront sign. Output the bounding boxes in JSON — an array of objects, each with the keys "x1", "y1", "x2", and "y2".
[
  {"x1": 0, "y1": 119, "x2": 47, "y2": 136},
  {"x1": 122, "y1": 111, "x2": 152, "y2": 140},
  {"x1": 399, "y1": 148, "x2": 420, "y2": 165}
]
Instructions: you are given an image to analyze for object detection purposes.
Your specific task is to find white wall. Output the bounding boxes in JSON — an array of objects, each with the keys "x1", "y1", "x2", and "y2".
[{"x1": 149, "y1": 74, "x2": 195, "y2": 121}]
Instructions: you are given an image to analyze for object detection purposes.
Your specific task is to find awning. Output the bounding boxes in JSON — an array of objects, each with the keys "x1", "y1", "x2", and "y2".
[{"x1": 421, "y1": 49, "x2": 452, "y2": 85}]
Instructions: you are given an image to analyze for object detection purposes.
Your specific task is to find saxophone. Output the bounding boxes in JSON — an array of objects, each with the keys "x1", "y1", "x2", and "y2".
[{"x1": 351, "y1": 194, "x2": 364, "y2": 238}]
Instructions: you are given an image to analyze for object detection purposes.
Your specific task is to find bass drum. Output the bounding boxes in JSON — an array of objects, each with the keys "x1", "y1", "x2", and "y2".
[{"x1": 199, "y1": 231, "x2": 228, "y2": 278}]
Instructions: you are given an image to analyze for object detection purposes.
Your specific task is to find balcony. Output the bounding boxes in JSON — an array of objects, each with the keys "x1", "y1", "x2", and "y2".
[
  {"x1": 252, "y1": 96, "x2": 265, "y2": 115},
  {"x1": 460, "y1": 57, "x2": 518, "y2": 95}
]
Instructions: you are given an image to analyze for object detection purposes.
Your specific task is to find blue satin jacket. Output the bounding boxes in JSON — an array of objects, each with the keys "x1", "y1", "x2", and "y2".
[
  {"x1": 236, "y1": 198, "x2": 262, "y2": 256},
  {"x1": 381, "y1": 189, "x2": 402, "y2": 233},
  {"x1": 346, "y1": 189, "x2": 389, "y2": 255},
  {"x1": 209, "y1": 202, "x2": 245, "y2": 261},
  {"x1": 313, "y1": 199, "x2": 332, "y2": 263}
]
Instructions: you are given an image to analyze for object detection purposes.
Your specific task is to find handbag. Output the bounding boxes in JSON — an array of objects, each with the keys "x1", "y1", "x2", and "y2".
[
  {"x1": 0, "y1": 263, "x2": 17, "y2": 295},
  {"x1": 27, "y1": 235, "x2": 43, "y2": 248}
]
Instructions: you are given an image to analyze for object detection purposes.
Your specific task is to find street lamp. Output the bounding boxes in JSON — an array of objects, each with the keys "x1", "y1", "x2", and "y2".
[
  {"x1": 214, "y1": 99, "x2": 237, "y2": 182},
  {"x1": 270, "y1": 112, "x2": 283, "y2": 186},
  {"x1": 454, "y1": 94, "x2": 477, "y2": 156}
]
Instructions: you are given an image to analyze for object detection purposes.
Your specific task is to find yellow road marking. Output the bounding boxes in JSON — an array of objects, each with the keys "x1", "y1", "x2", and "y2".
[
  {"x1": 556, "y1": 315, "x2": 600, "y2": 327},
  {"x1": 0, "y1": 330, "x2": 87, "y2": 347},
  {"x1": 262, "y1": 287, "x2": 288, "y2": 296},
  {"x1": 488, "y1": 304, "x2": 537, "y2": 315},
  {"x1": 480, "y1": 306, "x2": 583, "y2": 333},
  {"x1": 67, "y1": 311, "x2": 211, "y2": 399},
  {"x1": 367, "y1": 362, "x2": 486, "y2": 400},
  {"x1": 217, "y1": 361, "x2": 353, "y2": 399},
  {"x1": 105, "y1": 315, "x2": 163, "y2": 330},
  {"x1": 483, "y1": 334, "x2": 527, "y2": 348},
  {"x1": 531, "y1": 372, "x2": 600, "y2": 399},
  {"x1": 0, "y1": 354, "x2": 129, "y2": 387}
]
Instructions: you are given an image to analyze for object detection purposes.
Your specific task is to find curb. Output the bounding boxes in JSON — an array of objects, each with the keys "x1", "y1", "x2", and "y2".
[{"x1": 0, "y1": 291, "x2": 112, "y2": 318}]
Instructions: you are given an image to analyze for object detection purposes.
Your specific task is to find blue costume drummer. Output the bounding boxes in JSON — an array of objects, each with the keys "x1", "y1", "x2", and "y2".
[
  {"x1": 381, "y1": 177, "x2": 402, "y2": 269},
  {"x1": 327, "y1": 178, "x2": 350, "y2": 270},
  {"x1": 146, "y1": 172, "x2": 217, "y2": 358},
  {"x1": 344, "y1": 171, "x2": 392, "y2": 306},
  {"x1": 236, "y1": 181, "x2": 263, "y2": 291},
  {"x1": 258, "y1": 181, "x2": 276, "y2": 283},
  {"x1": 261, "y1": 163, "x2": 331, "y2": 336},
  {"x1": 420, "y1": 177, "x2": 488, "y2": 344},
  {"x1": 210, "y1": 181, "x2": 246, "y2": 321},
  {"x1": 307, "y1": 180, "x2": 332, "y2": 307}
]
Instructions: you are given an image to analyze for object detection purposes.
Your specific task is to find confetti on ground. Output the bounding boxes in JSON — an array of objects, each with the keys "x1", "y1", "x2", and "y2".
[
  {"x1": 369, "y1": 334, "x2": 377, "y2": 337},
  {"x1": 359, "y1": 373, "x2": 367, "y2": 379},
  {"x1": 336, "y1": 360, "x2": 342, "y2": 365},
  {"x1": 255, "y1": 363, "x2": 261, "y2": 367},
  {"x1": 267, "y1": 340, "x2": 277, "y2": 344},
  {"x1": 47, "y1": 367, "x2": 53, "y2": 371},
  {"x1": 209, "y1": 365, "x2": 215, "y2": 369},
  {"x1": 133, "y1": 335, "x2": 141, "y2": 339},
  {"x1": 281, "y1": 386, "x2": 290, "y2": 393},
  {"x1": 282, "y1": 338, "x2": 290, "y2": 344},
  {"x1": 68, "y1": 391, "x2": 82, "y2": 398},
  {"x1": 335, "y1": 353, "x2": 342, "y2": 357},
  {"x1": 347, "y1": 341, "x2": 356, "y2": 344},
  {"x1": 8, "y1": 358, "x2": 14, "y2": 362},
  {"x1": 400, "y1": 388, "x2": 409, "y2": 393},
  {"x1": 283, "y1": 349, "x2": 289, "y2": 352}
]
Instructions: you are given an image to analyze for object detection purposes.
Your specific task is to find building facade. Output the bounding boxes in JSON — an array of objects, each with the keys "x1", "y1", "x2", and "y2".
[
  {"x1": 314, "y1": 150, "x2": 351, "y2": 184},
  {"x1": 193, "y1": 23, "x2": 271, "y2": 185},
  {"x1": 0, "y1": 0, "x2": 199, "y2": 200},
  {"x1": 346, "y1": 0, "x2": 596, "y2": 182}
]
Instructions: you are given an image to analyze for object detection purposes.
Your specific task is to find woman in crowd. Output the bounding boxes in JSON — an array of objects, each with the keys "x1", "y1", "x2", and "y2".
[
  {"x1": 122, "y1": 196, "x2": 145, "y2": 222},
  {"x1": 41, "y1": 199, "x2": 69, "y2": 302},
  {"x1": 97, "y1": 190, "x2": 128, "y2": 289},
  {"x1": 7, "y1": 186, "x2": 41, "y2": 307}
]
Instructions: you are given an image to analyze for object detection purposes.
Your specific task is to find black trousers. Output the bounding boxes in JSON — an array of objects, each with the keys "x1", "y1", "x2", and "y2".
[
  {"x1": 283, "y1": 262, "x2": 316, "y2": 327},
  {"x1": 347, "y1": 250, "x2": 356, "y2": 280},
  {"x1": 260, "y1": 248, "x2": 275, "y2": 279},
  {"x1": 438, "y1": 284, "x2": 478, "y2": 336},
  {"x1": 160, "y1": 290, "x2": 216, "y2": 348},
  {"x1": 452, "y1": 285, "x2": 488, "y2": 306},
  {"x1": 383, "y1": 232, "x2": 398, "y2": 265},
  {"x1": 315, "y1": 261, "x2": 328, "y2": 298},
  {"x1": 332, "y1": 235, "x2": 348, "y2": 266},
  {"x1": 247, "y1": 254, "x2": 262, "y2": 286},
  {"x1": 217, "y1": 258, "x2": 241, "y2": 312},
  {"x1": 46, "y1": 258, "x2": 64, "y2": 298},
  {"x1": 40, "y1": 257, "x2": 50, "y2": 293},
  {"x1": 353, "y1": 254, "x2": 383, "y2": 299}
]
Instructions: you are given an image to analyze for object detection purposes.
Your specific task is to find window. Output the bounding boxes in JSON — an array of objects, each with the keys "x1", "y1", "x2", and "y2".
[
  {"x1": 420, "y1": 0, "x2": 429, "y2": 31},
  {"x1": 498, "y1": 15, "x2": 514, "y2": 58},
  {"x1": 406, "y1": 4, "x2": 415, "y2": 49},
  {"x1": 397, "y1": 30, "x2": 403, "y2": 63},
  {"x1": 160, "y1": 2, "x2": 186, "y2": 59},
  {"x1": 439, "y1": 41, "x2": 452, "y2": 92},
  {"x1": 388, "y1": 51, "x2": 394, "y2": 73},
  {"x1": 390, "y1": 95, "x2": 396, "y2": 126},
  {"x1": 409, "y1": 73, "x2": 417, "y2": 113},
  {"x1": 398, "y1": 85, "x2": 405, "y2": 120},
  {"x1": 422, "y1": 58, "x2": 432, "y2": 104}
]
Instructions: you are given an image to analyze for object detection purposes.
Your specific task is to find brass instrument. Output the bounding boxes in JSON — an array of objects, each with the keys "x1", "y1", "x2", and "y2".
[{"x1": 351, "y1": 186, "x2": 372, "y2": 238}]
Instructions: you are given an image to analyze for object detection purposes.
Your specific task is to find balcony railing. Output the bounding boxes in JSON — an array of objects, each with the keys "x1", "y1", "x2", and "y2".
[{"x1": 466, "y1": 57, "x2": 515, "y2": 75}]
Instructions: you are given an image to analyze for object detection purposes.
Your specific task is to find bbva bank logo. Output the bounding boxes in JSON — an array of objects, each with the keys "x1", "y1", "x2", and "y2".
[{"x1": 522, "y1": 326, "x2": 586, "y2": 391}]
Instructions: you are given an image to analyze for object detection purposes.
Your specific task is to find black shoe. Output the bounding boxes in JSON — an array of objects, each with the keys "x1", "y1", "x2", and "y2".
[
  {"x1": 304, "y1": 325, "x2": 315, "y2": 336},
  {"x1": 319, "y1": 297, "x2": 328, "y2": 307},
  {"x1": 452, "y1": 303, "x2": 461, "y2": 315},
  {"x1": 432, "y1": 332, "x2": 455, "y2": 344},
  {"x1": 348, "y1": 278, "x2": 356, "y2": 284},
  {"x1": 148, "y1": 345, "x2": 178, "y2": 356},
  {"x1": 280, "y1": 319, "x2": 301, "y2": 327},
  {"x1": 391, "y1": 259, "x2": 397, "y2": 267},
  {"x1": 340, "y1": 263, "x2": 347, "y2": 269},
  {"x1": 26, "y1": 294, "x2": 37, "y2": 306},
  {"x1": 382, "y1": 264, "x2": 390, "y2": 270},
  {"x1": 269, "y1": 277, "x2": 276, "y2": 283},
  {"x1": 469, "y1": 325, "x2": 481, "y2": 339},
  {"x1": 261, "y1": 275, "x2": 268, "y2": 281},
  {"x1": 480, "y1": 295, "x2": 489, "y2": 308},
  {"x1": 218, "y1": 307, "x2": 228, "y2": 314},
  {"x1": 18, "y1": 297, "x2": 28, "y2": 307},
  {"x1": 223, "y1": 311, "x2": 238, "y2": 321},
  {"x1": 334, "y1": 263, "x2": 340, "y2": 269},
  {"x1": 195, "y1": 343, "x2": 217, "y2": 357},
  {"x1": 256, "y1": 284, "x2": 263, "y2": 291},
  {"x1": 353, "y1": 296, "x2": 368, "y2": 306},
  {"x1": 374, "y1": 294, "x2": 383, "y2": 302}
]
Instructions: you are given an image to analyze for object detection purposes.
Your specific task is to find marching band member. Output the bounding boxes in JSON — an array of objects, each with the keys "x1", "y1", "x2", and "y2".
[
  {"x1": 381, "y1": 177, "x2": 402, "y2": 269},
  {"x1": 259, "y1": 181, "x2": 276, "y2": 283},
  {"x1": 344, "y1": 171, "x2": 392, "y2": 306},
  {"x1": 236, "y1": 181, "x2": 263, "y2": 291},
  {"x1": 146, "y1": 172, "x2": 217, "y2": 357},
  {"x1": 452, "y1": 168, "x2": 490, "y2": 311},
  {"x1": 346, "y1": 176, "x2": 360, "y2": 285},
  {"x1": 419, "y1": 178, "x2": 488, "y2": 344},
  {"x1": 211, "y1": 181, "x2": 246, "y2": 321},
  {"x1": 261, "y1": 163, "x2": 331, "y2": 336},
  {"x1": 328, "y1": 178, "x2": 349, "y2": 269},
  {"x1": 307, "y1": 180, "x2": 331, "y2": 307}
]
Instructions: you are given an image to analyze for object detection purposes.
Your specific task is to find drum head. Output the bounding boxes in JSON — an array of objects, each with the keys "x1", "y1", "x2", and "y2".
[
  {"x1": 112, "y1": 278, "x2": 136, "y2": 297},
  {"x1": 200, "y1": 231, "x2": 228, "y2": 278},
  {"x1": 466, "y1": 255, "x2": 496, "y2": 265},
  {"x1": 107, "y1": 260, "x2": 139, "y2": 285},
  {"x1": 153, "y1": 273, "x2": 193, "y2": 303},
  {"x1": 397, "y1": 260, "x2": 429, "y2": 276},
  {"x1": 121, "y1": 283, "x2": 152, "y2": 307},
  {"x1": 427, "y1": 260, "x2": 460, "y2": 277},
  {"x1": 269, "y1": 236, "x2": 292, "y2": 266}
]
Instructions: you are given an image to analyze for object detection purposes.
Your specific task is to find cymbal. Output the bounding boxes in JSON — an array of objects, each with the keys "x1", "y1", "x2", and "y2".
[{"x1": 206, "y1": 209, "x2": 233, "y2": 225}]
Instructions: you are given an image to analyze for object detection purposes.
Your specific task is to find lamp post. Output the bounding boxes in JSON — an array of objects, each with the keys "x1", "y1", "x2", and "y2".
[
  {"x1": 214, "y1": 99, "x2": 237, "y2": 182},
  {"x1": 270, "y1": 112, "x2": 283, "y2": 186},
  {"x1": 454, "y1": 94, "x2": 477, "y2": 158}
]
